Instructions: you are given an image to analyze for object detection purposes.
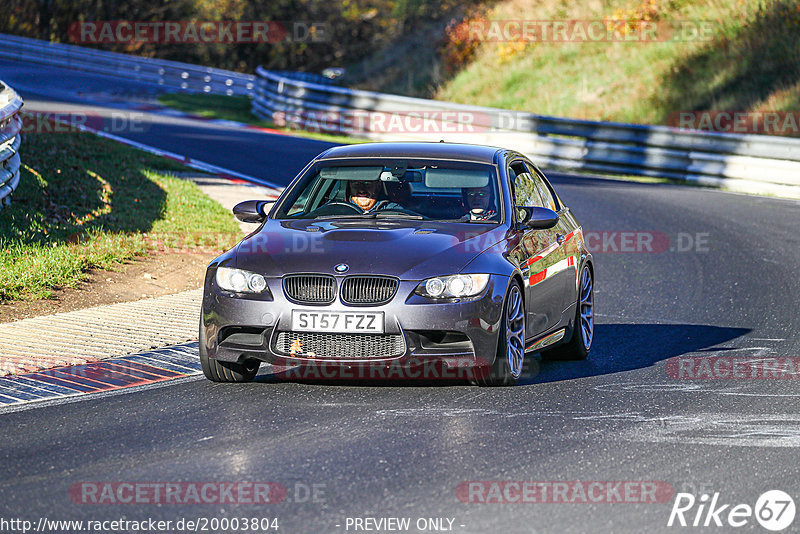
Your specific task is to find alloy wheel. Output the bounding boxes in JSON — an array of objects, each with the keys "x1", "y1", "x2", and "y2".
[
  {"x1": 579, "y1": 267, "x2": 594, "y2": 350},
  {"x1": 505, "y1": 284, "x2": 525, "y2": 378}
]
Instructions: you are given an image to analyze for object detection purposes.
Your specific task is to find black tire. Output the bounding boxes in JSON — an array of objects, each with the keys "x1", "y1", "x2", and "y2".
[
  {"x1": 475, "y1": 281, "x2": 525, "y2": 386},
  {"x1": 541, "y1": 265, "x2": 593, "y2": 361},
  {"x1": 199, "y1": 323, "x2": 259, "y2": 382}
]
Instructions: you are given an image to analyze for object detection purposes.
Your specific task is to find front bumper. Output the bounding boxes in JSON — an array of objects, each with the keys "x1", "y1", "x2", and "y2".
[{"x1": 201, "y1": 272, "x2": 510, "y2": 370}]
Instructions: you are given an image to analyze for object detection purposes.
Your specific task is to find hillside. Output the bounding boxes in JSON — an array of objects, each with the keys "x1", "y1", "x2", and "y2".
[
  {"x1": 359, "y1": 0, "x2": 800, "y2": 130},
  {"x1": 6, "y1": 0, "x2": 797, "y2": 130},
  {"x1": 435, "y1": 0, "x2": 800, "y2": 127}
]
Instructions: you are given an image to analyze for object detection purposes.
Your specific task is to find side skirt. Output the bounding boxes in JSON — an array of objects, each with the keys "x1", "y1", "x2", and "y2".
[{"x1": 525, "y1": 328, "x2": 566, "y2": 353}]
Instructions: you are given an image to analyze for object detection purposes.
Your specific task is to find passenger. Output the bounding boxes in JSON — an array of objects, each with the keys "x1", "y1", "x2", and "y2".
[{"x1": 462, "y1": 185, "x2": 497, "y2": 221}]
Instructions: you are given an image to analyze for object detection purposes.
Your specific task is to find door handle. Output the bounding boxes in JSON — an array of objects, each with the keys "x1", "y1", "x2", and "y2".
[{"x1": 556, "y1": 234, "x2": 565, "y2": 244}]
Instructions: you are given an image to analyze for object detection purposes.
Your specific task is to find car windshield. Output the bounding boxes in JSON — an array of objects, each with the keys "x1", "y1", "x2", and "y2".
[{"x1": 274, "y1": 160, "x2": 501, "y2": 223}]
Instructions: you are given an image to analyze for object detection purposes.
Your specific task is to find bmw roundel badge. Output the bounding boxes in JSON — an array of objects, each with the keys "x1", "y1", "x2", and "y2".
[{"x1": 334, "y1": 263, "x2": 349, "y2": 273}]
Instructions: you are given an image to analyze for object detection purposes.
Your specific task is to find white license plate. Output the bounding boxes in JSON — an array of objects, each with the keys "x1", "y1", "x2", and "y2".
[{"x1": 291, "y1": 310, "x2": 384, "y2": 333}]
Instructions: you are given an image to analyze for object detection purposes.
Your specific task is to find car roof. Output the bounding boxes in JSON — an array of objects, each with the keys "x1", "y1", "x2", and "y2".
[{"x1": 316, "y1": 142, "x2": 504, "y2": 164}]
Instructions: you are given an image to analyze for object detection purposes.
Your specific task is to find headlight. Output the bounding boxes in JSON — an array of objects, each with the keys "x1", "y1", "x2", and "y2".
[
  {"x1": 216, "y1": 267, "x2": 269, "y2": 294},
  {"x1": 416, "y1": 274, "x2": 490, "y2": 299}
]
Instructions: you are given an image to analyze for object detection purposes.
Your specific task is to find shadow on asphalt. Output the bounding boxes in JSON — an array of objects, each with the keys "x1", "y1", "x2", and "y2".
[
  {"x1": 251, "y1": 323, "x2": 749, "y2": 388},
  {"x1": 529, "y1": 322, "x2": 750, "y2": 385}
]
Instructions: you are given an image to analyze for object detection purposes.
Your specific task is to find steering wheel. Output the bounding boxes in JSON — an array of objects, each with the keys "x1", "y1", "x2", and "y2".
[{"x1": 319, "y1": 201, "x2": 364, "y2": 214}]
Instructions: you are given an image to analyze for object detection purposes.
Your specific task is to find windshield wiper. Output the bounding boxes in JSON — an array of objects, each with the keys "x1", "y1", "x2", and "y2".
[
  {"x1": 310, "y1": 210, "x2": 424, "y2": 220},
  {"x1": 311, "y1": 214, "x2": 374, "y2": 220}
]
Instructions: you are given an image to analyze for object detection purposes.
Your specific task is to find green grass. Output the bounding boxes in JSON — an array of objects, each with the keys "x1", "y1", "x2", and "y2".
[
  {"x1": 156, "y1": 93, "x2": 366, "y2": 144},
  {"x1": 158, "y1": 93, "x2": 267, "y2": 125},
  {"x1": 0, "y1": 127, "x2": 241, "y2": 302},
  {"x1": 435, "y1": 0, "x2": 800, "y2": 128}
]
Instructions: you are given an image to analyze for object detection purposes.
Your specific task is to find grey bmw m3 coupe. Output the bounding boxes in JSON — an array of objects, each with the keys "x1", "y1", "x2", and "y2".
[{"x1": 200, "y1": 142, "x2": 594, "y2": 386}]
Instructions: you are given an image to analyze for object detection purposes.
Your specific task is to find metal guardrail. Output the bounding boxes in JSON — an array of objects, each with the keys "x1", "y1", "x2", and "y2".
[
  {"x1": 0, "y1": 80, "x2": 23, "y2": 209},
  {"x1": 0, "y1": 33, "x2": 797, "y2": 197},
  {"x1": 0, "y1": 33, "x2": 254, "y2": 96},
  {"x1": 270, "y1": 70, "x2": 339, "y2": 86},
  {"x1": 253, "y1": 67, "x2": 800, "y2": 198}
]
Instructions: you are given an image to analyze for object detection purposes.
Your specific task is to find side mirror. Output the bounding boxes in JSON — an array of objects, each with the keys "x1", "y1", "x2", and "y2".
[
  {"x1": 517, "y1": 206, "x2": 559, "y2": 229},
  {"x1": 233, "y1": 200, "x2": 275, "y2": 223}
]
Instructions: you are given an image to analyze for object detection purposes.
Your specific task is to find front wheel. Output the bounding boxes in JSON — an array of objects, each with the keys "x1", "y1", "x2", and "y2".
[
  {"x1": 541, "y1": 265, "x2": 593, "y2": 361},
  {"x1": 475, "y1": 281, "x2": 525, "y2": 386}
]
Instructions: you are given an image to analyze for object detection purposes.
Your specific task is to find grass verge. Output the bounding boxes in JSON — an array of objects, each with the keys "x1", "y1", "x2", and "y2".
[
  {"x1": 156, "y1": 93, "x2": 364, "y2": 144},
  {"x1": 0, "y1": 128, "x2": 241, "y2": 302}
]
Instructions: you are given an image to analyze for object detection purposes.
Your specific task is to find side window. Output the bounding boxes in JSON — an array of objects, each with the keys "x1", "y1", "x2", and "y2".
[
  {"x1": 510, "y1": 161, "x2": 543, "y2": 207},
  {"x1": 528, "y1": 164, "x2": 559, "y2": 212},
  {"x1": 287, "y1": 173, "x2": 323, "y2": 215},
  {"x1": 506, "y1": 164, "x2": 518, "y2": 207}
]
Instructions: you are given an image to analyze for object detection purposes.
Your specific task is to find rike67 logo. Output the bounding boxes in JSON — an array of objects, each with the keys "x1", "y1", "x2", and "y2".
[{"x1": 668, "y1": 490, "x2": 795, "y2": 531}]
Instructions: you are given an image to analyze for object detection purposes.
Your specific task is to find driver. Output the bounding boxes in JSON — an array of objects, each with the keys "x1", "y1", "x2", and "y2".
[
  {"x1": 462, "y1": 185, "x2": 497, "y2": 221},
  {"x1": 346, "y1": 179, "x2": 405, "y2": 213},
  {"x1": 348, "y1": 180, "x2": 384, "y2": 212}
]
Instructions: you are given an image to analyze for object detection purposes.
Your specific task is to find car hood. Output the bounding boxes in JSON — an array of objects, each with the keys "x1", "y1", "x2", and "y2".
[{"x1": 232, "y1": 218, "x2": 507, "y2": 280}]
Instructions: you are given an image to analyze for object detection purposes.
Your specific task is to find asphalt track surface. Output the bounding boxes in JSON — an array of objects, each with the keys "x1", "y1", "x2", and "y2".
[{"x1": 1, "y1": 61, "x2": 800, "y2": 533}]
